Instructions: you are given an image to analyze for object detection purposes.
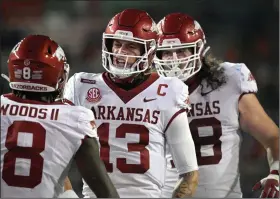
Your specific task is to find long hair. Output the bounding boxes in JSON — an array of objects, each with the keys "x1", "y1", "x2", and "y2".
[{"x1": 197, "y1": 49, "x2": 227, "y2": 95}]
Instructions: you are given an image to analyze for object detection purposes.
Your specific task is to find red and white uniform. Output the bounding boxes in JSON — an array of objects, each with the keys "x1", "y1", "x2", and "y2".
[
  {"x1": 1, "y1": 94, "x2": 97, "y2": 198},
  {"x1": 161, "y1": 62, "x2": 258, "y2": 198},
  {"x1": 63, "y1": 72, "x2": 198, "y2": 198}
]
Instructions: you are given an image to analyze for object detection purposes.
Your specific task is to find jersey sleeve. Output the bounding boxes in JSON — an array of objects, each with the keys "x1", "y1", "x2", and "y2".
[
  {"x1": 175, "y1": 80, "x2": 191, "y2": 111},
  {"x1": 64, "y1": 72, "x2": 98, "y2": 106},
  {"x1": 239, "y1": 63, "x2": 258, "y2": 93},
  {"x1": 228, "y1": 63, "x2": 258, "y2": 94},
  {"x1": 76, "y1": 106, "x2": 98, "y2": 138},
  {"x1": 63, "y1": 74, "x2": 77, "y2": 104},
  {"x1": 162, "y1": 78, "x2": 191, "y2": 133}
]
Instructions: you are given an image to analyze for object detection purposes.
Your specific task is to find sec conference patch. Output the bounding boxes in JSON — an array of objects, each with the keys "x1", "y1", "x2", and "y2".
[{"x1": 86, "y1": 87, "x2": 101, "y2": 103}]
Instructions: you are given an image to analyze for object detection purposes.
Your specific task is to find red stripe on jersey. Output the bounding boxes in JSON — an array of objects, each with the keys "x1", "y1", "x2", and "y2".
[
  {"x1": 102, "y1": 72, "x2": 160, "y2": 104},
  {"x1": 271, "y1": 170, "x2": 279, "y2": 175},
  {"x1": 164, "y1": 109, "x2": 186, "y2": 133},
  {"x1": 238, "y1": 92, "x2": 256, "y2": 102}
]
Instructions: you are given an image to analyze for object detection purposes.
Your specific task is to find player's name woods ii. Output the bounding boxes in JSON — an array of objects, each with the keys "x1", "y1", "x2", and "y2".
[
  {"x1": 91, "y1": 105, "x2": 160, "y2": 124},
  {"x1": 1, "y1": 104, "x2": 59, "y2": 120}
]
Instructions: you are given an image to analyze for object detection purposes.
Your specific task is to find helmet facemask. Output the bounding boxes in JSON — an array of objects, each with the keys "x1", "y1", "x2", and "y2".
[
  {"x1": 155, "y1": 39, "x2": 204, "y2": 81},
  {"x1": 102, "y1": 33, "x2": 156, "y2": 79}
]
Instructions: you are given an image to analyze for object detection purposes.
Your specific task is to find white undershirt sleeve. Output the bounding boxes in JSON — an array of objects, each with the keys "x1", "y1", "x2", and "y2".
[{"x1": 165, "y1": 110, "x2": 198, "y2": 175}]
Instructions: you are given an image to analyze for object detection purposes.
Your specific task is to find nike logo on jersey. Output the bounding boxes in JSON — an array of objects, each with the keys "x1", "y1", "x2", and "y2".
[
  {"x1": 143, "y1": 97, "x2": 157, "y2": 102},
  {"x1": 201, "y1": 89, "x2": 214, "y2": 96}
]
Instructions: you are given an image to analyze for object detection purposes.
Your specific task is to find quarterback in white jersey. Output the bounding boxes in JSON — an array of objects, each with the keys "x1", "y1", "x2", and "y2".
[
  {"x1": 64, "y1": 9, "x2": 199, "y2": 198},
  {"x1": 155, "y1": 13, "x2": 279, "y2": 198},
  {"x1": 1, "y1": 35, "x2": 119, "y2": 198}
]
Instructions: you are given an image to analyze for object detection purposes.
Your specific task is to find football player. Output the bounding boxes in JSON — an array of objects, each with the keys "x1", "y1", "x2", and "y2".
[
  {"x1": 154, "y1": 13, "x2": 279, "y2": 198},
  {"x1": 0, "y1": 35, "x2": 119, "y2": 198},
  {"x1": 63, "y1": 9, "x2": 199, "y2": 198}
]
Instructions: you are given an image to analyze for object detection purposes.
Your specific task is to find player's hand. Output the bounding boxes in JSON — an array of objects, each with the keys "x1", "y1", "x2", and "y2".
[
  {"x1": 64, "y1": 177, "x2": 73, "y2": 191},
  {"x1": 252, "y1": 170, "x2": 279, "y2": 198},
  {"x1": 58, "y1": 177, "x2": 78, "y2": 198}
]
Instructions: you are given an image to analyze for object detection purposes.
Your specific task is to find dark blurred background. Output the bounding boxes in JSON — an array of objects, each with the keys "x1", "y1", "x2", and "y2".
[{"x1": 0, "y1": 0, "x2": 279, "y2": 197}]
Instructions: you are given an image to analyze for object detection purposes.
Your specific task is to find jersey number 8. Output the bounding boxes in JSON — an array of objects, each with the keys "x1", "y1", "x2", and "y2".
[
  {"x1": 171, "y1": 117, "x2": 222, "y2": 168},
  {"x1": 2, "y1": 121, "x2": 45, "y2": 188},
  {"x1": 22, "y1": 67, "x2": 31, "y2": 80}
]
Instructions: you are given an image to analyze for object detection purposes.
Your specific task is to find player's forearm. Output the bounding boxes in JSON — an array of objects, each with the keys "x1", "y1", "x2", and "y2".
[
  {"x1": 241, "y1": 113, "x2": 278, "y2": 148},
  {"x1": 251, "y1": 121, "x2": 279, "y2": 163},
  {"x1": 75, "y1": 138, "x2": 119, "y2": 198},
  {"x1": 246, "y1": 119, "x2": 279, "y2": 168},
  {"x1": 172, "y1": 170, "x2": 198, "y2": 198},
  {"x1": 244, "y1": 115, "x2": 279, "y2": 170},
  {"x1": 239, "y1": 94, "x2": 279, "y2": 159},
  {"x1": 255, "y1": 118, "x2": 279, "y2": 159}
]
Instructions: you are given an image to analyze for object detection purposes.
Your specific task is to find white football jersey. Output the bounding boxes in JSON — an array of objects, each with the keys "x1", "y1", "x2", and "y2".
[
  {"x1": 63, "y1": 72, "x2": 193, "y2": 198},
  {"x1": 161, "y1": 62, "x2": 258, "y2": 198},
  {"x1": 1, "y1": 94, "x2": 97, "y2": 198}
]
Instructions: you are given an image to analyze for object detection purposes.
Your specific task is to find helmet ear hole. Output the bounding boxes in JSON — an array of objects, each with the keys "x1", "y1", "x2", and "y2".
[{"x1": 47, "y1": 46, "x2": 52, "y2": 55}]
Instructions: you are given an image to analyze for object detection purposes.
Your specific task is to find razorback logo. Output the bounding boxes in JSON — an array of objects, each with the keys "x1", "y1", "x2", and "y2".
[
  {"x1": 194, "y1": 20, "x2": 202, "y2": 31},
  {"x1": 53, "y1": 46, "x2": 66, "y2": 61},
  {"x1": 11, "y1": 40, "x2": 23, "y2": 55},
  {"x1": 184, "y1": 97, "x2": 191, "y2": 106},
  {"x1": 248, "y1": 73, "x2": 255, "y2": 81},
  {"x1": 151, "y1": 20, "x2": 159, "y2": 33}
]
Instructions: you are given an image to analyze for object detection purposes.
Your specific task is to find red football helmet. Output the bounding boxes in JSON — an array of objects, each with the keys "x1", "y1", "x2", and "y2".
[
  {"x1": 8, "y1": 35, "x2": 69, "y2": 95},
  {"x1": 154, "y1": 13, "x2": 206, "y2": 81},
  {"x1": 102, "y1": 9, "x2": 158, "y2": 78}
]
